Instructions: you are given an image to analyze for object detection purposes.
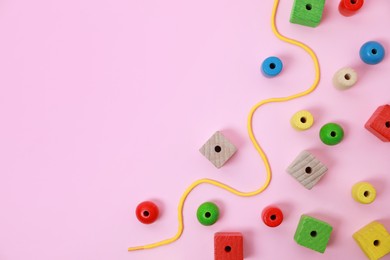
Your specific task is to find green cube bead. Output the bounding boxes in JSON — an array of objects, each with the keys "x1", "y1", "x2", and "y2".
[
  {"x1": 294, "y1": 215, "x2": 333, "y2": 253},
  {"x1": 290, "y1": 0, "x2": 325, "y2": 28}
]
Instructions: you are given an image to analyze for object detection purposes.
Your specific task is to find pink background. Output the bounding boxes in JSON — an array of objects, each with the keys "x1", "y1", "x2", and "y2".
[{"x1": 1, "y1": 0, "x2": 389, "y2": 259}]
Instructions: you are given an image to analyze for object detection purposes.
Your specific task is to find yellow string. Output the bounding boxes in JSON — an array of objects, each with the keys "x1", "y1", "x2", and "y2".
[{"x1": 128, "y1": 0, "x2": 320, "y2": 251}]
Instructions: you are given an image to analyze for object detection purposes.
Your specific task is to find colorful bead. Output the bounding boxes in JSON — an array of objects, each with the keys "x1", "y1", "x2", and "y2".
[
  {"x1": 262, "y1": 206, "x2": 284, "y2": 227},
  {"x1": 261, "y1": 56, "x2": 283, "y2": 77},
  {"x1": 294, "y1": 215, "x2": 333, "y2": 253},
  {"x1": 290, "y1": 0, "x2": 325, "y2": 28},
  {"x1": 332, "y1": 67, "x2": 358, "y2": 90},
  {"x1": 360, "y1": 41, "x2": 385, "y2": 65},
  {"x1": 319, "y1": 123, "x2": 344, "y2": 146},
  {"x1": 352, "y1": 182, "x2": 376, "y2": 204},
  {"x1": 214, "y1": 232, "x2": 244, "y2": 260},
  {"x1": 353, "y1": 221, "x2": 390, "y2": 260},
  {"x1": 290, "y1": 110, "x2": 314, "y2": 130},
  {"x1": 199, "y1": 131, "x2": 237, "y2": 168},
  {"x1": 135, "y1": 201, "x2": 159, "y2": 224},
  {"x1": 339, "y1": 0, "x2": 364, "y2": 17},
  {"x1": 286, "y1": 150, "x2": 328, "y2": 190},
  {"x1": 197, "y1": 202, "x2": 219, "y2": 226},
  {"x1": 365, "y1": 104, "x2": 390, "y2": 142}
]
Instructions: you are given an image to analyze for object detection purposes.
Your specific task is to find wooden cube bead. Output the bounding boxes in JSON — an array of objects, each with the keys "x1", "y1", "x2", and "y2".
[
  {"x1": 199, "y1": 131, "x2": 237, "y2": 168},
  {"x1": 353, "y1": 221, "x2": 390, "y2": 260},
  {"x1": 332, "y1": 67, "x2": 358, "y2": 90},
  {"x1": 214, "y1": 232, "x2": 243, "y2": 260},
  {"x1": 286, "y1": 151, "x2": 328, "y2": 190},
  {"x1": 290, "y1": 0, "x2": 325, "y2": 28},
  {"x1": 294, "y1": 215, "x2": 333, "y2": 253},
  {"x1": 365, "y1": 105, "x2": 390, "y2": 142}
]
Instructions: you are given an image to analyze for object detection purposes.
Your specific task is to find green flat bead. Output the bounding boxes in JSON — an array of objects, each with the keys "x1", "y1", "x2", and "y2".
[
  {"x1": 320, "y1": 123, "x2": 344, "y2": 146},
  {"x1": 196, "y1": 202, "x2": 219, "y2": 226}
]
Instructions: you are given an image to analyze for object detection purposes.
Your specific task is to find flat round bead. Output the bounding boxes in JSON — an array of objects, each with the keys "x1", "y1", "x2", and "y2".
[
  {"x1": 262, "y1": 206, "x2": 283, "y2": 227},
  {"x1": 360, "y1": 41, "x2": 385, "y2": 65},
  {"x1": 197, "y1": 202, "x2": 219, "y2": 226},
  {"x1": 290, "y1": 110, "x2": 314, "y2": 131},
  {"x1": 333, "y1": 67, "x2": 358, "y2": 90},
  {"x1": 261, "y1": 56, "x2": 283, "y2": 77},
  {"x1": 352, "y1": 182, "x2": 376, "y2": 204},
  {"x1": 339, "y1": 0, "x2": 364, "y2": 16},
  {"x1": 135, "y1": 201, "x2": 159, "y2": 224},
  {"x1": 319, "y1": 123, "x2": 344, "y2": 146}
]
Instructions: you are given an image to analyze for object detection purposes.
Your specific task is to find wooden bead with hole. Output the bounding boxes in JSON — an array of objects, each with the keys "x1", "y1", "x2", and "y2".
[
  {"x1": 339, "y1": 0, "x2": 364, "y2": 16},
  {"x1": 135, "y1": 201, "x2": 159, "y2": 224},
  {"x1": 291, "y1": 110, "x2": 314, "y2": 130},
  {"x1": 214, "y1": 232, "x2": 243, "y2": 260},
  {"x1": 352, "y1": 182, "x2": 376, "y2": 204},
  {"x1": 365, "y1": 104, "x2": 390, "y2": 142},
  {"x1": 262, "y1": 206, "x2": 284, "y2": 227},
  {"x1": 333, "y1": 67, "x2": 358, "y2": 90}
]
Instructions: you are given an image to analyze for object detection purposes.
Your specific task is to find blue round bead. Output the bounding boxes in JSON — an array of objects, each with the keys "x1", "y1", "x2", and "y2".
[
  {"x1": 359, "y1": 41, "x2": 385, "y2": 65},
  {"x1": 261, "y1": 56, "x2": 283, "y2": 77}
]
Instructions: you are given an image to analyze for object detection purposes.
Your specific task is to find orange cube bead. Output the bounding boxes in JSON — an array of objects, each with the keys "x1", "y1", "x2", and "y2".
[{"x1": 365, "y1": 105, "x2": 390, "y2": 142}]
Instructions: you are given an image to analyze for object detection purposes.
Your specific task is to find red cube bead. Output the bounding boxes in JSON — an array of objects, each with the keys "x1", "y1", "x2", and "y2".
[
  {"x1": 365, "y1": 105, "x2": 390, "y2": 142},
  {"x1": 339, "y1": 0, "x2": 364, "y2": 17},
  {"x1": 214, "y1": 232, "x2": 243, "y2": 260}
]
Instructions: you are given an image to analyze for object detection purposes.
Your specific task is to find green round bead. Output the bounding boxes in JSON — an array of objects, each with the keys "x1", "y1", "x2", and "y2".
[
  {"x1": 196, "y1": 202, "x2": 219, "y2": 226},
  {"x1": 319, "y1": 123, "x2": 344, "y2": 145}
]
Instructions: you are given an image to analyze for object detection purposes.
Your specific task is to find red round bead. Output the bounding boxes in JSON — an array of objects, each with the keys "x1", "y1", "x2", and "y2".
[
  {"x1": 262, "y1": 206, "x2": 283, "y2": 227},
  {"x1": 339, "y1": 0, "x2": 364, "y2": 17},
  {"x1": 135, "y1": 201, "x2": 159, "y2": 224}
]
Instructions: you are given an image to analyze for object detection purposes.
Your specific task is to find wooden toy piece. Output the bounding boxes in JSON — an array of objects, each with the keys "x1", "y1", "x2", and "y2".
[
  {"x1": 261, "y1": 56, "x2": 283, "y2": 77},
  {"x1": 353, "y1": 221, "x2": 390, "y2": 260},
  {"x1": 135, "y1": 201, "x2": 159, "y2": 224},
  {"x1": 290, "y1": 0, "x2": 325, "y2": 28},
  {"x1": 365, "y1": 105, "x2": 390, "y2": 142},
  {"x1": 214, "y1": 232, "x2": 243, "y2": 260},
  {"x1": 294, "y1": 215, "x2": 333, "y2": 253},
  {"x1": 290, "y1": 110, "x2": 314, "y2": 131},
  {"x1": 199, "y1": 131, "x2": 237, "y2": 168},
  {"x1": 360, "y1": 41, "x2": 385, "y2": 65},
  {"x1": 262, "y1": 206, "x2": 284, "y2": 227},
  {"x1": 286, "y1": 150, "x2": 328, "y2": 190},
  {"x1": 319, "y1": 122, "x2": 344, "y2": 146},
  {"x1": 339, "y1": 0, "x2": 364, "y2": 17},
  {"x1": 332, "y1": 67, "x2": 358, "y2": 90},
  {"x1": 352, "y1": 182, "x2": 377, "y2": 204},
  {"x1": 197, "y1": 202, "x2": 220, "y2": 226}
]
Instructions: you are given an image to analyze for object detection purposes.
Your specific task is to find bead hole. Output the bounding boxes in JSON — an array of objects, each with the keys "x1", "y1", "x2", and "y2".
[
  {"x1": 305, "y1": 167, "x2": 312, "y2": 174},
  {"x1": 300, "y1": 117, "x2": 307, "y2": 123},
  {"x1": 373, "y1": 240, "x2": 380, "y2": 246},
  {"x1": 310, "y1": 231, "x2": 317, "y2": 237},
  {"x1": 385, "y1": 121, "x2": 390, "y2": 128},
  {"x1": 364, "y1": 191, "x2": 370, "y2": 197},
  {"x1": 269, "y1": 63, "x2": 276, "y2": 69},
  {"x1": 225, "y1": 246, "x2": 232, "y2": 252},
  {"x1": 214, "y1": 145, "x2": 222, "y2": 153},
  {"x1": 270, "y1": 214, "x2": 277, "y2": 221},
  {"x1": 351, "y1": 0, "x2": 357, "y2": 4},
  {"x1": 330, "y1": 131, "x2": 336, "y2": 137},
  {"x1": 306, "y1": 4, "x2": 312, "y2": 10},
  {"x1": 344, "y1": 74, "x2": 351, "y2": 80},
  {"x1": 372, "y1": 49, "x2": 378, "y2": 55},
  {"x1": 142, "y1": 211, "x2": 150, "y2": 217},
  {"x1": 205, "y1": 212, "x2": 211, "y2": 218}
]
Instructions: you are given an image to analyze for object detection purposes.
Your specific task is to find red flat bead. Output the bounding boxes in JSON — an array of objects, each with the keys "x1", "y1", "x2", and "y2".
[
  {"x1": 262, "y1": 206, "x2": 283, "y2": 227},
  {"x1": 339, "y1": 0, "x2": 364, "y2": 17},
  {"x1": 135, "y1": 201, "x2": 159, "y2": 224}
]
